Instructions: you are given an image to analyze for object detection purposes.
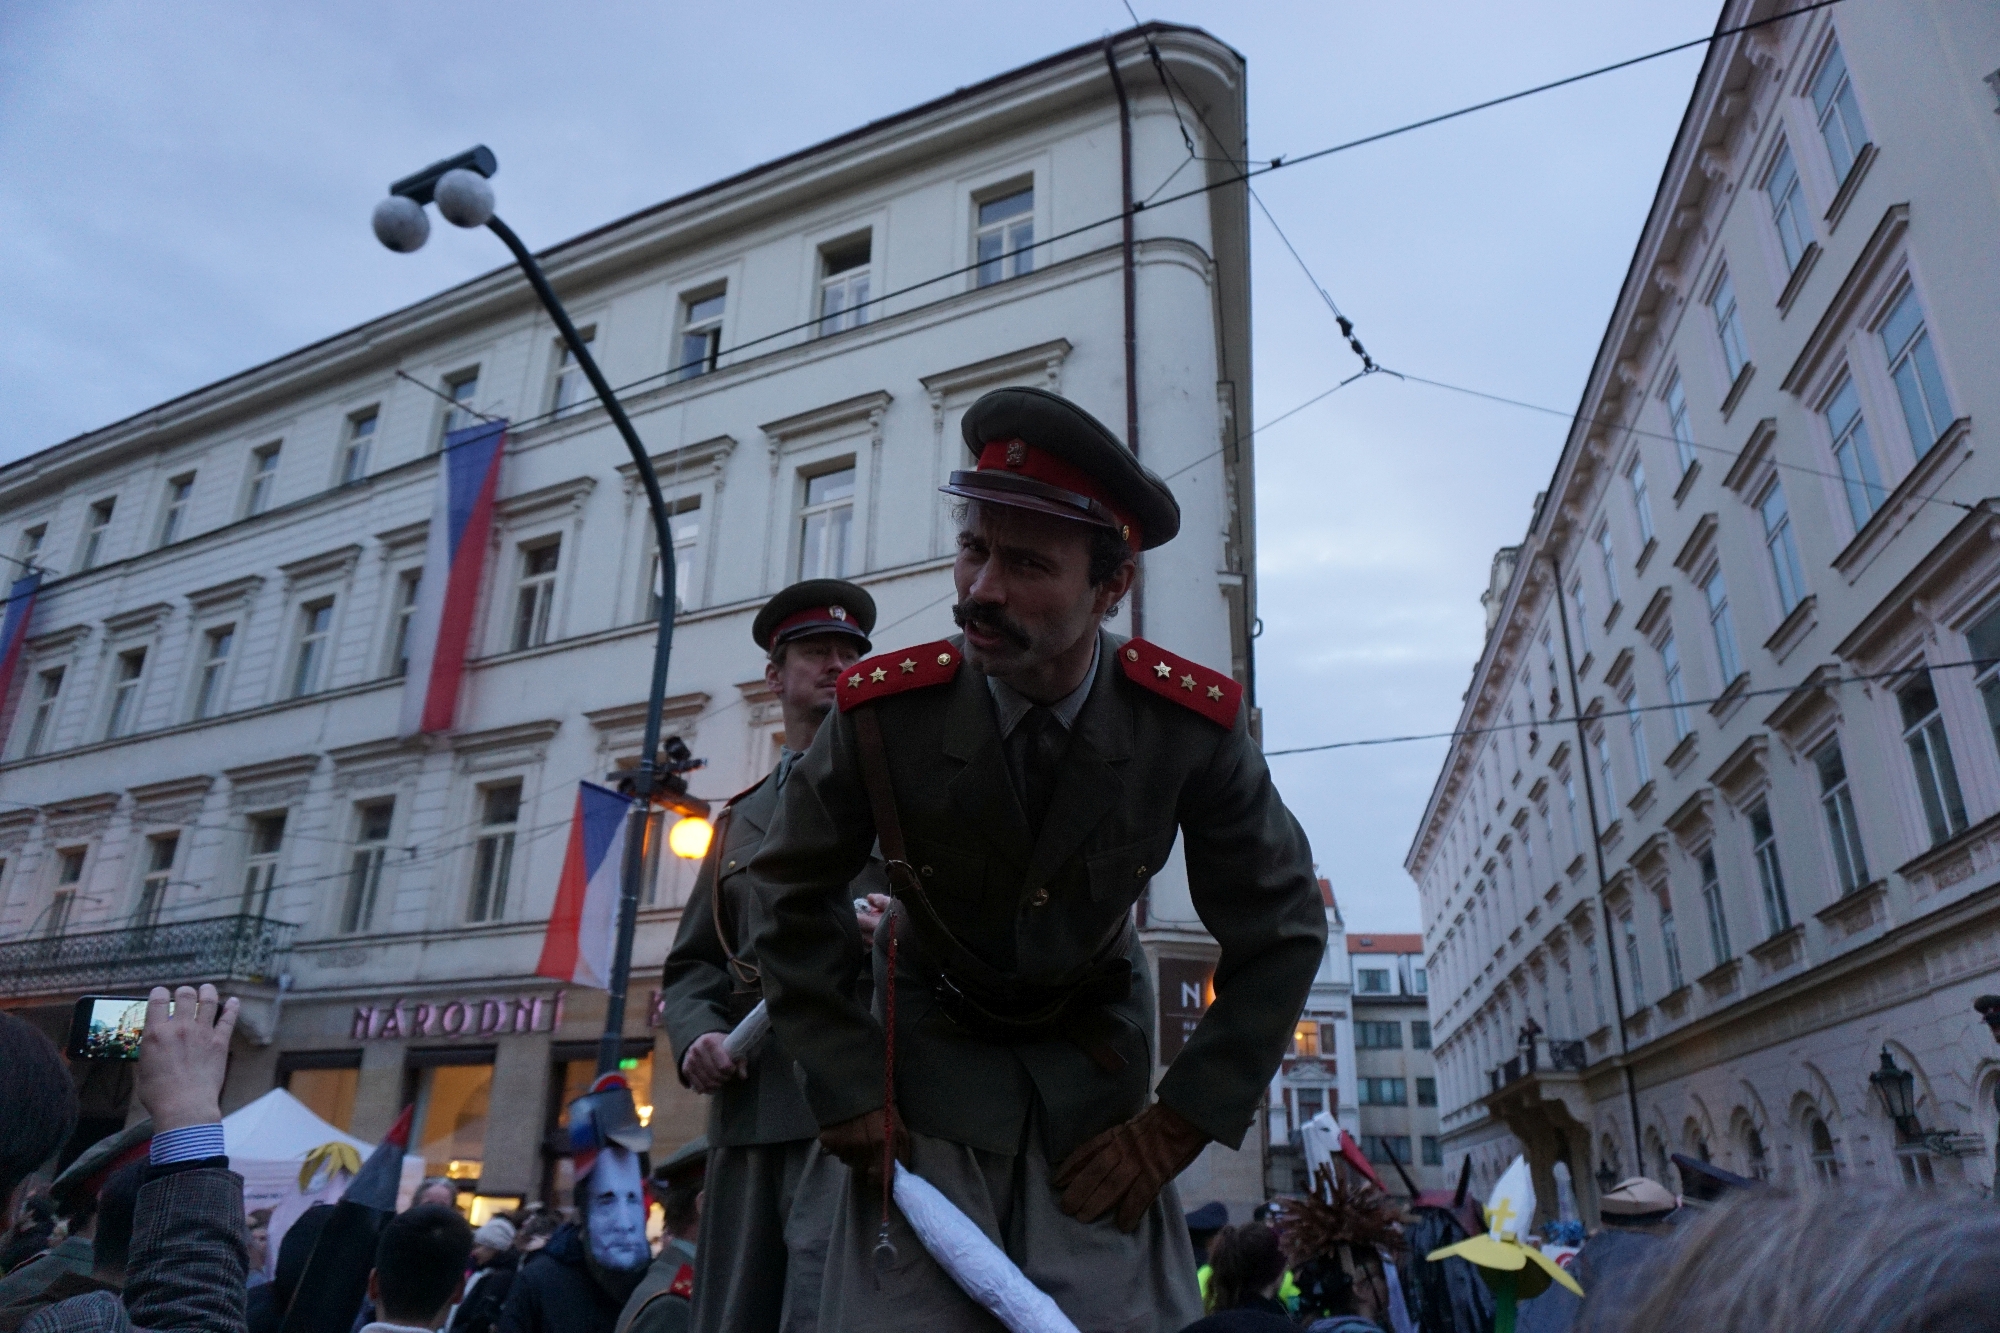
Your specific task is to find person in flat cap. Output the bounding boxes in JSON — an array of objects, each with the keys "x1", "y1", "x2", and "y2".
[
  {"x1": 747, "y1": 386, "x2": 1324, "y2": 1330},
  {"x1": 658, "y1": 578, "x2": 889, "y2": 1333},
  {"x1": 1518, "y1": 1176, "x2": 1680, "y2": 1333},
  {"x1": 614, "y1": 1139, "x2": 708, "y2": 1333}
]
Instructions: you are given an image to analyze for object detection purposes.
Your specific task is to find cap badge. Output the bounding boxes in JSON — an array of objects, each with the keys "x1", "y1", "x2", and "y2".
[
  {"x1": 830, "y1": 606, "x2": 848, "y2": 621},
  {"x1": 1004, "y1": 440, "x2": 1028, "y2": 467}
]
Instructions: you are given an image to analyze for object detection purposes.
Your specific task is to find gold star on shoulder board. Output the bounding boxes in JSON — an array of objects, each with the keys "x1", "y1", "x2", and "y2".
[
  {"x1": 870, "y1": 666, "x2": 888, "y2": 683},
  {"x1": 1179, "y1": 673, "x2": 1196, "y2": 691},
  {"x1": 848, "y1": 673, "x2": 864, "y2": 688},
  {"x1": 899, "y1": 658, "x2": 916, "y2": 673},
  {"x1": 1154, "y1": 660, "x2": 1172, "y2": 678},
  {"x1": 1206, "y1": 684, "x2": 1224, "y2": 701}
]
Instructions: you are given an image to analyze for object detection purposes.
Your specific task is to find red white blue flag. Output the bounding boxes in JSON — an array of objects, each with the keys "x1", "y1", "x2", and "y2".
[
  {"x1": 399, "y1": 420, "x2": 507, "y2": 737},
  {"x1": 536, "y1": 782, "x2": 634, "y2": 990},
  {"x1": 0, "y1": 572, "x2": 42, "y2": 754}
]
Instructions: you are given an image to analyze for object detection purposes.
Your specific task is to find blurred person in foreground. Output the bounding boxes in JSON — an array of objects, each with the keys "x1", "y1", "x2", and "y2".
[
  {"x1": 1178, "y1": 1224, "x2": 1293, "y2": 1333},
  {"x1": 361, "y1": 1206, "x2": 473, "y2": 1333},
  {"x1": 0, "y1": 1163, "x2": 144, "y2": 1330},
  {"x1": 1573, "y1": 1183, "x2": 2000, "y2": 1333},
  {"x1": 0, "y1": 985, "x2": 247, "y2": 1333},
  {"x1": 408, "y1": 1186, "x2": 457, "y2": 1214},
  {"x1": 615, "y1": 1140, "x2": 705, "y2": 1333},
  {"x1": 442, "y1": 1219, "x2": 516, "y2": 1333}
]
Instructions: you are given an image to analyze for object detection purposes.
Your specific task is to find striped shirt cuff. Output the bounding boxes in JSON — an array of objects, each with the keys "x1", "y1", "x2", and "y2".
[{"x1": 150, "y1": 1123, "x2": 226, "y2": 1165}]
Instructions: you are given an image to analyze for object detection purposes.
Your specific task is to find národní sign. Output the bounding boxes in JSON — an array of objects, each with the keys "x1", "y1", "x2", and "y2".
[{"x1": 352, "y1": 989, "x2": 566, "y2": 1040}]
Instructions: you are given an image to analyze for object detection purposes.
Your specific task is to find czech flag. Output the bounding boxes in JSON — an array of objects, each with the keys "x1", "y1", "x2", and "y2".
[
  {"x1": 536, "y1": 782, "x2": 635, "y2": 990},
  {"x1": 0, "y1": 572, "x2": 41, "y2": 753},
  {"x1": 399, "y1": 419, "x2": 507, "y2": 737}
]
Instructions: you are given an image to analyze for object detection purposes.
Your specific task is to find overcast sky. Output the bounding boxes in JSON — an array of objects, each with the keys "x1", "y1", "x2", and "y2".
[{"x1": 0, "y1": 0, "x2": 1720, "y2": 932}]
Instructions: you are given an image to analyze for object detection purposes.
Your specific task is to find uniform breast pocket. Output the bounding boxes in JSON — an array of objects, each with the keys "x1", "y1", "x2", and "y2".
[{"x1": 1086, "y1": 835, "x2": 1176, "y2": 903}]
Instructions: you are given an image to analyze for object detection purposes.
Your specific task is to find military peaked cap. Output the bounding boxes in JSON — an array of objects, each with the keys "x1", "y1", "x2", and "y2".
[
  {"x1": 751, "y1": 578, "x2": 876, "y2": 653},
  {"x1": 944, "y1": 386, "x2": 1181, "y2": 550}
]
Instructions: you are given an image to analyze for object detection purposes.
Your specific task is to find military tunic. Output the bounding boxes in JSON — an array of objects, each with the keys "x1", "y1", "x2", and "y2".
[
  {"x1": 748, "y1": 630, "x2": 1325, "y2": 1330},
  {"x1": 659, "y1": 764, "x2": 883, "y2": 1333}
]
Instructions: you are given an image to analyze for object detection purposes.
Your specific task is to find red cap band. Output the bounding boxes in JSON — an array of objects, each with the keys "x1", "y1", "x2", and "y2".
[
  {"x1": 973, "y1": 439, "x2": 1141, "y2": 549},
  {"x1": 770, "y1": 604, "x2": 867, "y2": 644}
]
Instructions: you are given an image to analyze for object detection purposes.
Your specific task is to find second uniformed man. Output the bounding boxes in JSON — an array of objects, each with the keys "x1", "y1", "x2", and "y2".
[
  {"x1": 749, "y1": 387, "x2": 1326, "y2": 1330},
  {"x1": 659, "y1": 578, "x2": 887, "y2": 1333}
]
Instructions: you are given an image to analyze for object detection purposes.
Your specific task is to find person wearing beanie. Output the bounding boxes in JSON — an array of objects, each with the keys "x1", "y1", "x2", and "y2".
[{"x1": 444, "y1": 1220, "x2": 518, "y2": 1333}]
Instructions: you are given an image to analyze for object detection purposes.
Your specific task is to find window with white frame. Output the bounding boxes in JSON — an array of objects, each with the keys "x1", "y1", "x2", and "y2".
[
  {"x1": 192, "y1": 625, "x2": 234, "y2": 721},
  {"x1": 512, "y1": 539, "x2": 560, "y2": 651},
  {"x1": 1808, "y1": 1115, "x2": 1841, "y2": 1182},
  {"x1": 1357, "y1": 968, "x2": 1391, "y2": 995},
  {"x1": 79, "y1": 498, "x2": 115, "y2": 570},
  {"x1": 1765, "y1": 143, "x2": 1812, "y2": 272},
  {"x1": 388, "y1": 569, "x2": 421, "y2": 677},
  {"x1": 342, "y1": 799, "x2": 395, "y2": 934},
  {"x1": 1542, "y1": 631, "x2": 1561, "y2": 715},
  {"x1": 1699, "y1": 847, "x2": 1731, "y2": 965},
  {"x1": 1748, "y1": 800, "x2": 1792, "y2": 935},
  {"x1": 290, "y1": 600, "x2": 334, "y2": 698},
  {"x1": 1711, "y1": 271, "x2": 1749, "y2": 382},
  {"x1": 1628, "y1": 455, "x2": 1655, "y2": 544},
  {"x1": 1587, "y1": 942, "x2": 1606, "y2": 1026},
  {"x1": 134, "y1": 833, "x2": 177, "y2": 928},
  {"x1": 1563, "y1": 771, "x2": 1582, "y2": 853},
  {"x1": 1621, "y1": 911, "x2": 1644, "y2": 1008},
  {"x1": 646, "y1": 497, "x2": 703, "y2": 619},
  {"x1": 238, "y1": 813, "x2": 286, "y2": 918},
  {"x1": 1661, "y1": 632, "x2": 1691, "y2": 739},
  {"x1": 1595, "y1": 729, "x2": 1618, "y2": 811},
  {"x1": 468, "y1": 782, "x2": 521, "y2": 923},
  {"x1": 1824, "y1": 376, "x2": 1887, "y2": 529},
  {"x1": 974, "y1": 184, "x2": 1034, "y2": 287},
  {"x1": 1758, "y1": 481, "x2": 1807, "y2": 617},
  {"x1": 18, "y1": 524, "x2": 45, "y2": 564},
  {"x1": 677, "y1": 292, "x2": 725, "y2": 380},
  {"x1": 1570, "y1": 580, "x2": 1590, "y2": 656},
  {"x1": 1664, "y1": 375, "x2": 1697, "y2": 474},
  {"x1": 245, "y1": 443, "x2": 281, "y2": 517},
  {"x1": 798, "y1": 465, "x2": 855, "y2": 580},
  {"x1": 440, "y1": 370, "x2": 481, "y2": 442},
  {"x1": 1812, "y1": 737, "x2": 1869, "y2": 893},
  {"x1": 1969, "y1": 605, "x2": 2000, "y2": 759},
  {"x1": 1810, "y1": 41, "x2": 1868, "y2": 184},
  {"x1": 105, "y1": 647, "x2": 147, "y2": 739},
  {"x1": 342, "y1": 409, "x2": 378, "y2": 484},
  {"x1": 157, "y1": 475, "x2": 194, "y2": 548},
  {"x1": 1702, "y1": 568, "x2": 1742, "y2": 684},
  {"x1": 1877, "y1": 287, "x2": 1953, "y2": 456},
  {"x1": 1624, "y1": 687, "x2": 1651, "y2": 785},
  {"x1": 1597, "y1": 525, "x2": 1619, "y2": 604},
  {"x1": 818, "y1": 236, "x2": 871, "y2": 336},
  {"x1": 1897, "y1": 670, "x2": 1968, "y2": 847},
  {"x1": 1412, "y1": 967, "x2": 1428, "y2": 996},
  {"x1": 550, "y1": 329, "x2": 595, "y2": 417},
  {"x1": 1656, "y1": 884, "x2": 1684, "y2": 992},
  {"x1": 47, "y1": 849, "x2": 83, "y2": 937},
  {"x1": 24, "y1": 667, "x2": 63, "y2": 756}
]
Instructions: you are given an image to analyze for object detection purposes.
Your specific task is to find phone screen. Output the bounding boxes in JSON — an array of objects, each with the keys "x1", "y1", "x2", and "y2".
[{"x1": 67, "y1": 995, "x2": 150, "y2": 1060}]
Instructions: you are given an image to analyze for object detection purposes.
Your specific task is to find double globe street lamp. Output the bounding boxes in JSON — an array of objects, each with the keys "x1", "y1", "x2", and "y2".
[{"x1": 373, "y1": 146, "x2": 709, "y2": 1076}]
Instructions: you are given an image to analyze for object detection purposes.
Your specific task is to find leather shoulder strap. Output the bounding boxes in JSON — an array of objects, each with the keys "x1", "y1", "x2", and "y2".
[{"x1": 851, "y1": 705, "x2": 908, "y2": 864}]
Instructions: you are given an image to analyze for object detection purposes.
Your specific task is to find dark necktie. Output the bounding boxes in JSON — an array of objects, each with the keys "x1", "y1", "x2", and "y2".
[{"x1": 1018, "y1": 706, "x2": 1066, "y2": 835}]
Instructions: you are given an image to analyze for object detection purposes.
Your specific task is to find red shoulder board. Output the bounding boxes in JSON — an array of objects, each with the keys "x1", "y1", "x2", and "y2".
[
  {"x1": 667, "y1": 1263, "x2": 694, "y2": 1299},
  {"x1": 837, "y1": 640, "x2": 963, "y2": 711},
  {"x1": 1117, "y1": 638, "x2": 1242, "y2": 727}
]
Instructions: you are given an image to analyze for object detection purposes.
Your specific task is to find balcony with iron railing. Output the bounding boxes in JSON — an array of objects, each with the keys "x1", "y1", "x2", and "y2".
[
  {"x1": 1488, "y1": 1036, "x2": 1588, "y2": 1093},
  {"x1": 0, "y1": 914, "x2": 298, "y2": 998}
]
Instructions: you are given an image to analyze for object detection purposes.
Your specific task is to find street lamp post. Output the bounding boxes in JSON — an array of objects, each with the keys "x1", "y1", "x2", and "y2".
[{"x1": 375, "y1": 146, "x2": 698, "y2": 1076}]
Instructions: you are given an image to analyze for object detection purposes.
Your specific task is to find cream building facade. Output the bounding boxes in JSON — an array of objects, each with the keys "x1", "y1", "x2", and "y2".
[
  {"x1": 1347, "y1": 933, "x2": 1445, "y2": 1198},
  {"x1": 0, "y1": 24, "x2": 1266, "y2": 1211},
  {"x1": 1407, "y1": 0, "x2": 2000, "y2": 1221}
]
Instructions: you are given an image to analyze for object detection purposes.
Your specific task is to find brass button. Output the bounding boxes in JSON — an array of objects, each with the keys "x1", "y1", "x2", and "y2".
[
  {"x1": 727, "y1": 860, "x2": 738, "y2": 869},
  {"x1": 1135, "y1": 864, "x2": 1147, "y2": 878},
  {"x1": 937, "y1": 652, "x2": 952, "y2": 666},
  {"x1": 1126, "y1": 648, "x2": 1139, "y2": 661},
  {"x1": 1030, "y1": 887, "x2": 1050, "y2": 907},
  {"x1": 921, "y1": 865, "x2": 934, "y2": 877}
]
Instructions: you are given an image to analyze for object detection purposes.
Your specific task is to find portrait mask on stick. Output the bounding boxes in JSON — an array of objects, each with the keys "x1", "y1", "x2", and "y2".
[{"x1": 567, "y1": 1074, "x2": 653, "y2": 1273}]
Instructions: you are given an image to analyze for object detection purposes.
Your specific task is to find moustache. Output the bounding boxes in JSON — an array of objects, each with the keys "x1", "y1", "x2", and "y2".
[{"x1": 951, "y1": 599, "x2": 1032, "y2": 649}]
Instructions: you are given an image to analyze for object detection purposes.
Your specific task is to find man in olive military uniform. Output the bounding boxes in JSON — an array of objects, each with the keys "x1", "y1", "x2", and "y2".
[
  {"x1": 659, "y1": 579, "x2": 888, "y2": 1333},
  {"x1": 749, "y1": 387, "x2": 1325, "y2": 1331}
]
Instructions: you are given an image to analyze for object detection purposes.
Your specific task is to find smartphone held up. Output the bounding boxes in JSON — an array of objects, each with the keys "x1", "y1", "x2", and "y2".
[{"x1": 68, "y1": 995, "x2": 149, "y2": 1060}]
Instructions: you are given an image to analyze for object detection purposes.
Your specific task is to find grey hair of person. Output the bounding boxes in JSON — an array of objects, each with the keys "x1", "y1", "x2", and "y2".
[{"x1": 1573, "y1": 1184, "x2": 2000, "y2": 1333}]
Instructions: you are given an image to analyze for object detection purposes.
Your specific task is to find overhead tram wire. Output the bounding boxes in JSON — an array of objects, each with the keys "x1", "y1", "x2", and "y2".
[
  {"x1": 1261, "y1": 654, "x2": 2000, "y2": 759},
  {"x1": 477, "y1": 0, "x2": 1845, "y2": 438}
]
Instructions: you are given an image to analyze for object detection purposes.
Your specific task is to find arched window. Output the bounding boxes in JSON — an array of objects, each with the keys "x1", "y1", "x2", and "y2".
[
  {"x1": 1745, "y1": 1124, "x2": 1769, "y2": 1180},
  {"x1": 1808, "y1": 1116, "x2": 1840, "y2": 1183}
]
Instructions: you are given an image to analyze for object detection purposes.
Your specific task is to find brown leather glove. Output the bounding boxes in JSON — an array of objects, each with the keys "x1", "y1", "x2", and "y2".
[
  {"x1": 1052, "y1": 1101, "x2": 1209, "y2": 1232},
  {"x1": 818, "y1": 1108, "x2": 909, "y2": 1178}
]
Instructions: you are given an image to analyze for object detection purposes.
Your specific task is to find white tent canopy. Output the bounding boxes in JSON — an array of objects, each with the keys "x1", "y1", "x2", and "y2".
[{"x1": 222, "y1": 1089, "x2": 422, "y2": 1277}]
